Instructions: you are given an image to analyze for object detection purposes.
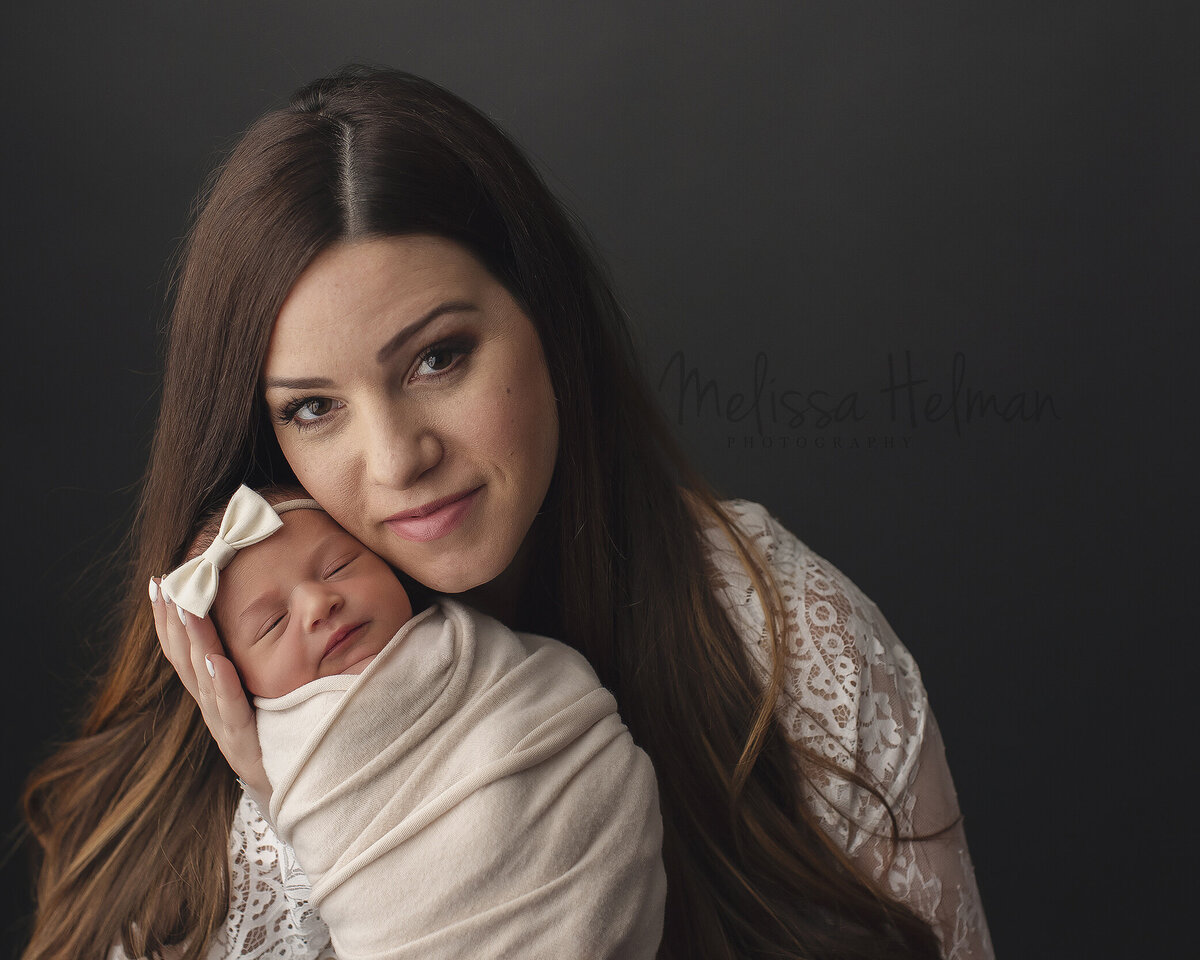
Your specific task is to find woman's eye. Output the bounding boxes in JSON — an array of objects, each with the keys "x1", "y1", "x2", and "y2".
[
  {"x1": 295, "y1": 398, "x2": 336, "y2": 421},
  {"x1": 414, "y1": 341, "x2": 469, "y2": 378},
  {"x1": 277, "y1": 396, "x2": 344, "y2": 430}
]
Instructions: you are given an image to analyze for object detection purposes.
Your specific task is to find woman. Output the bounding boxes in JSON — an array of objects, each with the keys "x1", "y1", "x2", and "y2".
[{"x1": 22, "y1": 68, "x2": 993, "y2": 960}]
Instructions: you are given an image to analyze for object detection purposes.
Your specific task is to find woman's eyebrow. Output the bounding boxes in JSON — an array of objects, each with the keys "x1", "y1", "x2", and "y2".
[
  {"x1": 262, "y1": 301, "x2": 477, "y2": 390},
  {"x1": 374, "y1": 299, "x2": 478, "y2": 364},
  {"x1": 263, "y1": 374, "x2": 335, "y2": 391}
]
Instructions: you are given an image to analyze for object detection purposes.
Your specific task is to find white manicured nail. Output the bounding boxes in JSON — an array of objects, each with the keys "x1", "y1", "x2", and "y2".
[
  {"x1": 178, "y1": 605, "x2": 187, "y2": 625},
  {"x1": 205, "y1": 656, "x2": 215, "y2": 678},
  {"x1": 148, "y1": 579, "x2": 159, "y2": 602}
]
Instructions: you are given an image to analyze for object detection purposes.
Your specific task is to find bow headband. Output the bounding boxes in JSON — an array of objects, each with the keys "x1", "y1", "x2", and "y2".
[{"x1": 161, "y1": 485, "x2": 323, "y2": 618}]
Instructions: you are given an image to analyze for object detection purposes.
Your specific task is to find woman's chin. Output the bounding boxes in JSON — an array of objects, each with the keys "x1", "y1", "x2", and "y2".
[
  {"x1": 410, "y1": 556, "x2": 507, "y2": 598},
  {"x1": 417, "y1": 550, "x2": 528, "y2": 621},
  {"x1": 383, "y1": 522, "x2": 534, "y2": 614}
]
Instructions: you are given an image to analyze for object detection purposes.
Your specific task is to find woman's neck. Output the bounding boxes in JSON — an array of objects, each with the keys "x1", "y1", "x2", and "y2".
[
  {"x1": 459, "y1": 509, "x2": 561, "y2": 636},
  {"x1": 459, "y1": 520, "x2": 537, "y2": 627}
]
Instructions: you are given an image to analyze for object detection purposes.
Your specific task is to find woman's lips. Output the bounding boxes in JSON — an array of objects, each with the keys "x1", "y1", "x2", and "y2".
[{"x1": 384, "y1": 486, "x2": 482, "y2": 543}]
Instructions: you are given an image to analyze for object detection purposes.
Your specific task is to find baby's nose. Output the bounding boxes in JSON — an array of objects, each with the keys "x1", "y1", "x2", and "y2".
[{"x1": 293, "y1": 581, "x2": 343, "y2": 630}]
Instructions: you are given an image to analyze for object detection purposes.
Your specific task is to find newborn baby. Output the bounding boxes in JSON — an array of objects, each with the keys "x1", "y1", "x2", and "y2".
[{"x1": 162, "y1": 486, "x2": 665, "y2": 960}]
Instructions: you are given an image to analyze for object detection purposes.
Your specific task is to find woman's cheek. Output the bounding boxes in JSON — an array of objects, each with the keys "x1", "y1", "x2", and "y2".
[{"x1": 283, "y1": 438, "x2": 363, "y2": 540}]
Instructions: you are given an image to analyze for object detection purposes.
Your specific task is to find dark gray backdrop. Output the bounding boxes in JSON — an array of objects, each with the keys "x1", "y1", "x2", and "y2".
[{"x1": 4, "y1": 2, "x2": 1194, "y2": 957}]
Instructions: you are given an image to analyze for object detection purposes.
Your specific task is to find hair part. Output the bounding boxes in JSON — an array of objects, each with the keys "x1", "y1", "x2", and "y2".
[{"x1": 22, "y1": 67, "x2": 941, "y2": 960}]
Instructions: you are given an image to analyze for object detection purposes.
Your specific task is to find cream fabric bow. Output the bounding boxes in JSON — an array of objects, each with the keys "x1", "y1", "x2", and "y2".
[{"x1": 162, "y1": 485, "x2": 284, "y2": 618}]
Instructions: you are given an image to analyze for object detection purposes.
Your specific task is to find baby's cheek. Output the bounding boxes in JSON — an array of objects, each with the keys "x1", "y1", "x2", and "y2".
[
  {"x1": 339, "y1": 653, "x2": 379, "y2": 677},
  {"x1": 287, "y1": 658, "x2": 323, "y2": 694},
  {"x1": 244, "y1": 655, "x2": 312, "y2": 700}
]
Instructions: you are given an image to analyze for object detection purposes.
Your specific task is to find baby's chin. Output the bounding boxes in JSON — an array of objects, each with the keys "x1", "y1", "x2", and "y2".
[{"x1": 338, "y1": 653, "x2": 379, "y2": 677}]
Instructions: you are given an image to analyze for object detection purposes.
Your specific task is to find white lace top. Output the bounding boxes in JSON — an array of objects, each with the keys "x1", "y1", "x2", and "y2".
[{"x1": 188, "y1": 500, "x2": 993, "y2": 960}]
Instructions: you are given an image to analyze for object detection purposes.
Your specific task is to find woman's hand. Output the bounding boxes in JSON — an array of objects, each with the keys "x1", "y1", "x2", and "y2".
[{"x1": 149, "y1": 577, "x2": 272, "y2": 804}]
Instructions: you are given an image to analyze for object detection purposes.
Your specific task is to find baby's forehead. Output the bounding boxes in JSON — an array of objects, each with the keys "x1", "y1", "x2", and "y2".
[
  {"x1": 273, "y1": 505, "x2": 346, "y2": 538},
  {"x1": 213, "y1": 509, "x2": 355, "y2": 611},
  {"x1": 247, "y1": 509, "x2": 352, "y2": 565}
]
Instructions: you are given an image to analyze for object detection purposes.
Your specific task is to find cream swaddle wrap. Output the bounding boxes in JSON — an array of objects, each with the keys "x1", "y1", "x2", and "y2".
[{"x1": 254, "y1": 598, "x2": 666, "y2": 959}]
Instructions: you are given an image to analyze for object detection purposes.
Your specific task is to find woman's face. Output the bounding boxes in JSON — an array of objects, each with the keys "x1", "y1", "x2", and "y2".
[{"x1": 262, "y1": 235, "x2": 559, "y2": 594}]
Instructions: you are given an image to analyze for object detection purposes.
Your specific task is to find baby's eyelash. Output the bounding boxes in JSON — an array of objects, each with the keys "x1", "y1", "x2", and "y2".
[
  {"x1": 252, "y1": 613, "x2": 284, "y2": 645},
  {"x1": 324, "y1": 555, "x2": 357, "y2": 577}
]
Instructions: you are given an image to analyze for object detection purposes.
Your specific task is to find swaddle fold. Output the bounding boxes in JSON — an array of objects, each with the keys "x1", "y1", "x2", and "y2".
[{"x1": 255, "y1": 598, "x2": 665, "y2": 959}]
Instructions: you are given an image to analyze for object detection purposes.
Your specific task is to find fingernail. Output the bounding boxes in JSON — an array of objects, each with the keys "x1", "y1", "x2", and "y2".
[
  {"x1": 148, "y1": 579, "x2": 159, "y2": 603},
  {"x1": 205, "y1": 656, "x2": 216, "y2": 678},
  {"x1": 178, "y1": 605, "x2": 187, "y2": 625}
]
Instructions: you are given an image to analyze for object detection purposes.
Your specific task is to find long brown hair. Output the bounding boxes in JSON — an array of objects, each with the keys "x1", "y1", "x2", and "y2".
[{"x1": 22, "y1": 68, "x2": 941, "y2": 959}]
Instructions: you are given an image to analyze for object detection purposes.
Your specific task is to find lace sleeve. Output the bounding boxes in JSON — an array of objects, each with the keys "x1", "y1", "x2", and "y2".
[
  {"x1": 706, "y1": 500, "x2": 994, "y2": 960},
  {"x1": 107, "y1": 793, "x2": 335, "y2": 960},
  {"x1": 203, "y1": 793, "x2": 336, "y2": 960}
]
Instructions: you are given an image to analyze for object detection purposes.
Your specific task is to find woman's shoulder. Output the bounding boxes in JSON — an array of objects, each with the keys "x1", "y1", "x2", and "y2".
[
  {"x1": 704, "y1": 501, "x2": 993, "y2": 958},
  {"x1": 701, "y1": 499, "x2": 930, "y2": 815}
]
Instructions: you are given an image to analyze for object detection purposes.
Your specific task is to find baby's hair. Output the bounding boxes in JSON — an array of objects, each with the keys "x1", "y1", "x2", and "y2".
[{"x1": 183, "y1": 484, "x2": 315, "y2": 564}]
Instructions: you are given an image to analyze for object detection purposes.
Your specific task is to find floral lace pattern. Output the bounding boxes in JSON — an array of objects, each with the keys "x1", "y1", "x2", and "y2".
[
  {"x1": 201, "y1": 795, "x2": 335, "y2": 959},
  {"x1": 174, "y1": 500, "x2": 991, "y2": 960},
  {"x1": 704, "y1": 500, "x2": 994, "y2": 960}
]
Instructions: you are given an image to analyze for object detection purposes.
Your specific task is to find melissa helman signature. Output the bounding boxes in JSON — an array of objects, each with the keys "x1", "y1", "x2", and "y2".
[{"x1": 657, "y1": 349, "x2": 1059, "y2": 438}]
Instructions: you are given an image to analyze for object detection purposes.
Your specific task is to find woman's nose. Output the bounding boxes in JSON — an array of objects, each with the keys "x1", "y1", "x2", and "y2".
[{"x1": 360, "y1": 403, "x2": 444, "y2": 490}]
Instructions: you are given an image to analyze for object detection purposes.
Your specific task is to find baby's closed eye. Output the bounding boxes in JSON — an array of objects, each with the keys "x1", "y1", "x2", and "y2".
[
  {"x1": 253, "y1": 612, "x2": 287, "y2": 643},
  {"x1": 323, "y1": 552, "x2": 360, "y2": 578}
]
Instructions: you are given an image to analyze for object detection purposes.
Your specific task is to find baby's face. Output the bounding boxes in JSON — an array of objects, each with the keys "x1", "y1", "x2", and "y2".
[{"x1": 212, "y1": 509, "x2": 413, "y2": 698}]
